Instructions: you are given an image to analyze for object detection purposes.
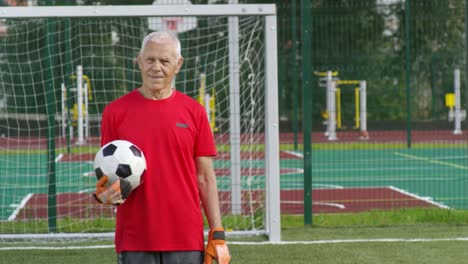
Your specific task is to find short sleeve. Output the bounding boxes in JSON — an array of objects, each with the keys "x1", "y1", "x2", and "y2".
[{"x1": 194, "y1": 107, "x2": 217, "y2": 157}]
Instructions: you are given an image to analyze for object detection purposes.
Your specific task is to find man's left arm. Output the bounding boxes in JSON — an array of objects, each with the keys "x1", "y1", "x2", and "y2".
[
  {"x1": 197, "y1": 156, "x2": 221, "y2": 228},
  {"x1": 196, "y1": 156, "x2": 231, "y2": 264}
]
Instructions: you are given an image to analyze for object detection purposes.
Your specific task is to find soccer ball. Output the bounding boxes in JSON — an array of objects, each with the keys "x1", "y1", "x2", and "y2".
[{"x1": 93, "y1": 140, "x2": 147, "y2": 196}]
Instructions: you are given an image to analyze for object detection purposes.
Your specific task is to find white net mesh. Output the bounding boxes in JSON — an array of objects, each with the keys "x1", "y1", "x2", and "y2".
[{"x1": 0, "y1": 6, "x2": 275, "y2": 242}]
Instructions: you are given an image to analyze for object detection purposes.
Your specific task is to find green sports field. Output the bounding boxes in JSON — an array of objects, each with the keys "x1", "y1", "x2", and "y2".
[
  {"x1": 2, "y1": 222, "x2": 468, "y2": 264},
  {"x1": 1, "y1": 143, "x2": 467, "y2": 220}
]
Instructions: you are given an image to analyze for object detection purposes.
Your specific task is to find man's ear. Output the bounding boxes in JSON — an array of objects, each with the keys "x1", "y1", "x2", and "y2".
[
  {"x1": 136, "y1": 52, "x2": 142, "y2": 70},
  {"x1": 175, "y1": 56, "x2": 184, "y2": 74}
]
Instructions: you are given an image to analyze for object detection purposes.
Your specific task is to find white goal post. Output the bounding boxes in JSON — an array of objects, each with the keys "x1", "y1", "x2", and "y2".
[{"x1": 0, "y1": 4, "x2": 280, "y2": 242}]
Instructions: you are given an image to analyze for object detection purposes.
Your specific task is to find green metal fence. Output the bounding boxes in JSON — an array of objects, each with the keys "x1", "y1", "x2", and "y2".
[{"x1": 277, "y1": 0, "x2": 468, "y2": 225}]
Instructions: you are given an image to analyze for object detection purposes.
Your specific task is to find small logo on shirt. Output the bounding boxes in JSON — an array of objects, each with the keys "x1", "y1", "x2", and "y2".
[{"x1": 176, "y1": 122, "x2": 189, "y2": 128}]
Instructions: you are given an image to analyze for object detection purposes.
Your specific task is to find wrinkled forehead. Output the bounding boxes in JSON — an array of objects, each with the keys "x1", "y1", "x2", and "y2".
[
  {"x1": 140, "y1": 39, "x2": 180, "y2": 59},
  {"x1": 140, "y1": 32, "x2": 181, "y2": 57}
]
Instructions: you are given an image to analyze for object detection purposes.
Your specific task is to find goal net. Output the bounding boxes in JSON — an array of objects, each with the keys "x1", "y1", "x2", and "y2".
[{"x1": 0, "y1": 4, "x2": 280, "y2": 242}]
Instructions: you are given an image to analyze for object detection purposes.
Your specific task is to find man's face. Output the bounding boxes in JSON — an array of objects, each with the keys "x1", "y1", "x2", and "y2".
[{"x1": 138, "y1": 38, "x2": 183, "y2": 93}]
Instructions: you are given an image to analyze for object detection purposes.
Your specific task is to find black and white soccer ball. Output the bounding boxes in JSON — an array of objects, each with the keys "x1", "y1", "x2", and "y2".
[{"x1": 94, "y1": 140, "x2": 146, "y2": 196}]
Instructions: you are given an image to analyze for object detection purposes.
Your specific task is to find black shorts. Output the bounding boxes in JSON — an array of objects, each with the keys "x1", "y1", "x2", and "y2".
[{"x1": 118, "y1": 251, "x2": 204, "y2": 264}]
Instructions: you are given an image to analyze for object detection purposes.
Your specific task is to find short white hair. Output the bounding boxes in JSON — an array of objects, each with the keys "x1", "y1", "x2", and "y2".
[{"x1": 140, "y1": 31, "x2": 181, "y2": 57}]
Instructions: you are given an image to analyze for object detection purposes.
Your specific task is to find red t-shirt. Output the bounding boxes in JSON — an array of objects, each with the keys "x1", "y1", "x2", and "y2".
[{"x1": 100, "y1": 89, "x2": 217, "y2": 252}]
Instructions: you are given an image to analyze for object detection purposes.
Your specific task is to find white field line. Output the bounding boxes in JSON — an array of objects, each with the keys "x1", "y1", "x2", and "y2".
[
  {"x1": 82, "y1": 171, "x2": 94, "y2": 177},
  {"x1": 313, "y1": 184, "x2": 344, "y2": 189},
  {"x1": 283, "y1": 150, "x2": 303, "y2": 158},
  {"x1": 0, "y1": 245, "x2": 115, "y2": 250},
  {"x1": 281, "y1": 200, "x2": 346, "y2": 209},
  {"x1": 8, "y1": 193, "x2": 33, "y2": 221},
  {"x1": 312, "y1": 202, "x2": 346, "y2": 209},
  {"x1": 394, "y1": 152, "x2": 468, "y2": 170},
  {"x1": 281, "y1": 182, "x2": 344, "y2": 189},
  {"x1": 2, "y1": 237, "x2": 468, "y2": 250},
  {"x1": 229, "y1": 237, "x2": 468, "y2": 245},
  {"x1": 78, "y1": 188, "x2": 94, "y2": 193},
  {"x1": 55, "y1": 153, "x2": 64, "y2": 163},
  {"x1": 389, "y1": 186, "x2": 450, "y2": 209}
]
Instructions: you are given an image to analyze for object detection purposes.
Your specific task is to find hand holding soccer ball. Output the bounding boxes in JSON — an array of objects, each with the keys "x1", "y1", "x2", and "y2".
[
  {"x1": 93, "y1": 175, "x2": 126, "y2": 205},
  {"x1": 93, "y1": 140, "x2": 146, "y2": 205}
]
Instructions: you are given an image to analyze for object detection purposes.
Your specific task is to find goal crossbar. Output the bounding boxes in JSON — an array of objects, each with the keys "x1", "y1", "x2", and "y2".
[{"x1": 0, "y1": 4, "x2": 275, "y2": 18}]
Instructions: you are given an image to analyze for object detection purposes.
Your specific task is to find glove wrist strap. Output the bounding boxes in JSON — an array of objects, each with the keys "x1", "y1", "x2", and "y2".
[{"x1": 212, "y1": 230, "x2": 225, "y2": 240}]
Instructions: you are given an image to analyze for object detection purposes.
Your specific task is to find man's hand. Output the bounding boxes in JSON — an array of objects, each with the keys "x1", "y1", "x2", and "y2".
[
  {"x1": 93, "y1": 175, "x2": 125, "y2": 205},
  {"x1": 204, "y1": 227, "x2": 231, "y2": 264}
]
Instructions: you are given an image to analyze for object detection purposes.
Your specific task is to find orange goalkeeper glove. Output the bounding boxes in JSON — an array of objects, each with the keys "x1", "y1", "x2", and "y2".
[
  {"x1": 204, "y1": 227, "x2": 231, "y2": 264},
  {"x1": 93, "y1": 175, "x2": 131, "y2": 205}
]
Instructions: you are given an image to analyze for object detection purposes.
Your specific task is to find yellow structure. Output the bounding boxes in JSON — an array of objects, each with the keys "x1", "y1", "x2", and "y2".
[
  {"x1": 445, "y1": 93, "x2": 455, "y2": 109},
  {"x1": 314, "y1": 71, "x2": 338, "y2": 77},
  {"x1": 333, "y1": 80, "x2": 361, "y2": 129},
  {"x1": 198, "y1": 73, "x2": 218, "y2": 132},
  {"x1": 314, "y1": 71, "x2": 363, "y2": 130},
  {"x1": 336, "y1": 80, "x2": 360, "y2": 129},
  {"x1": 315, "y1": 70, "x2": 368, "y2": 140},
  {"x1": 67, "y1": 74, "x2": 92, "y2": 124},
  {"x1": 197, "y1": 73, "x2": 206, "y2": 105},
  {"x1": 70, "y1": 74, "x2": 92, "y2": 100}
]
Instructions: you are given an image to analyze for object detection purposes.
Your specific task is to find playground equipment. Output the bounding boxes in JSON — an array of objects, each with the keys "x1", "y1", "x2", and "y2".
[
  {"x1": 446, "y1": 68, "x2": 466, "y2": 134},
  {"x1": 197, "y1": 73, "x2": 218, "y2": 132},
  {"x1": 61, "y1": 65, "x2": 92, "y2": 145},
  {"x1": 316, "y1": 71, "x2": 368, "y2": 141}
]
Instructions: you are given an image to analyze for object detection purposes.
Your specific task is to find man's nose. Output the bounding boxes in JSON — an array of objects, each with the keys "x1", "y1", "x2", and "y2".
[{"x1": 151, "y1": 61, "x2": 162, "y2": 71}]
